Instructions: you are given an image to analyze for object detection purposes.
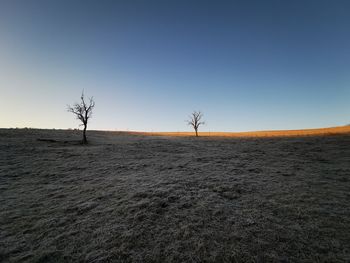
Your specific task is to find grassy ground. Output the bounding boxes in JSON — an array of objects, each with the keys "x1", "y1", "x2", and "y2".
[
  {"x1": 1, "y1": 129, "x2": 350, "y2": 262},
  {"x1": 142, "y1": 125, "x2": 350, "y2": 137}
]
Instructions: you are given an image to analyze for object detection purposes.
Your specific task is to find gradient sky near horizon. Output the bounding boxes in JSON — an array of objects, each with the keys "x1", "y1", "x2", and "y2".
[{"x1": 0, "y1": 0, "x2": 349, "y2": 132}]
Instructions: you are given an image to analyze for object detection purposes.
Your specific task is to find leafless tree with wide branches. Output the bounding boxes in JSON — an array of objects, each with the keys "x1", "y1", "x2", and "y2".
[
  {"x1": 187, "y1": 111, "x2": 205, "y2": 137},
  {"x1": 67, "y1": 92, "x2": 95, "y2": 144}
]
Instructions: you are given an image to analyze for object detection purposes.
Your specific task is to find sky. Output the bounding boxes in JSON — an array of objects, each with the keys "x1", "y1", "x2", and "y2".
[{"x1": 0, "y1": 0, "x2": 349, "y2": 132}]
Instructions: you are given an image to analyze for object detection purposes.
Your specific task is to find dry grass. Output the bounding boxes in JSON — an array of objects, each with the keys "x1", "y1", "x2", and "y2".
[
  {"x1": 141, "y1": 125, "x2": 350, "y2": 137},
  {"x1": 1, "y1": 128, "x2": 350, "y2": 262}
]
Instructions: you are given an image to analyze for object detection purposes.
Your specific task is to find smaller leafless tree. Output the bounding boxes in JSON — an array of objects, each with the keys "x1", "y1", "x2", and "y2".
[
  {"x1": 187, "y1": 111, "x2": 205, "y2": 137},
  {"x1": 67, "y1": 92, "x2": 95, "y2": 144}
]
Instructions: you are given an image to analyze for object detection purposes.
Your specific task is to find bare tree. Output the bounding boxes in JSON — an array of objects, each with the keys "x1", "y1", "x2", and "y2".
[
  {"x1": 67, "y1": 92, "x2": 95, "y2": 144},
  {"x1": 187, "y1": 111, "x2": 205, "y2": 137}
]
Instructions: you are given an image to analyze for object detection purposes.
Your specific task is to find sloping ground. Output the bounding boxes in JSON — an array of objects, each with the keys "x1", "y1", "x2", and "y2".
[
  {"x1": 142, "y1": 125, "x2": 350, "y2": 137},
  {"x1": 0, "y1": 129, "x2": 350, "y2": 262}
]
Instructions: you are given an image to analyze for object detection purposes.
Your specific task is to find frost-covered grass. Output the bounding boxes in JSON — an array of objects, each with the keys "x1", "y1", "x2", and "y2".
[{"x1": 1, "y1": 129, "x2": 350, "y2": 262}]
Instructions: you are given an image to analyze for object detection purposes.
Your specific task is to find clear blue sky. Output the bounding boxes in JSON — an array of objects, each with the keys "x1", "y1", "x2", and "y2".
[{"x1": 0, "y1": 0, "x2": 349, "y2": 132}]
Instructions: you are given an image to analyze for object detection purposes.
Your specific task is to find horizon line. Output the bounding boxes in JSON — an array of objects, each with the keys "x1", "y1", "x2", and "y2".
[{"x1": 2, "y1": 125, "x2": 350, "y2": 137}]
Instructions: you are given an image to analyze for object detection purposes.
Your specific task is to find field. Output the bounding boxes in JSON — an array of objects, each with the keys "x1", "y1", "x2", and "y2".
[
  {"x1": 1, "y1": 128, "x2": 350, "y2": 262},
  {"x1": 142, "y1": 125, "x2": 350, "y2": 137}
]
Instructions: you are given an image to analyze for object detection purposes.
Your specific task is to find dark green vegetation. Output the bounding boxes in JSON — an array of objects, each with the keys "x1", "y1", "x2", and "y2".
[{"x1": 1, "y1": 129, "x2": 350, "y2": 262}]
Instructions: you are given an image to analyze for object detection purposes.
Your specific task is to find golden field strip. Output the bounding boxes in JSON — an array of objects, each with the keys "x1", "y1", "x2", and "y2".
[{"x1": 136, "y1": 126, "x2": 350, "y2": 138}]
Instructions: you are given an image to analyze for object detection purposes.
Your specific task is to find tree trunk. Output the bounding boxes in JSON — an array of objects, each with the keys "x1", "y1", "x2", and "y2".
[
  {"x1": 82, "y1": 124, "x2": 87, "y2": 144},
  {"x1": 195, "y1": 128, "x2": 198, "y2": 137}
]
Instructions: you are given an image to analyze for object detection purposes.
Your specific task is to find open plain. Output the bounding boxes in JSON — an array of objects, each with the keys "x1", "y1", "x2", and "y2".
[{"x1": 1, "y1": 128, "x2": 350, "y2": 262}]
